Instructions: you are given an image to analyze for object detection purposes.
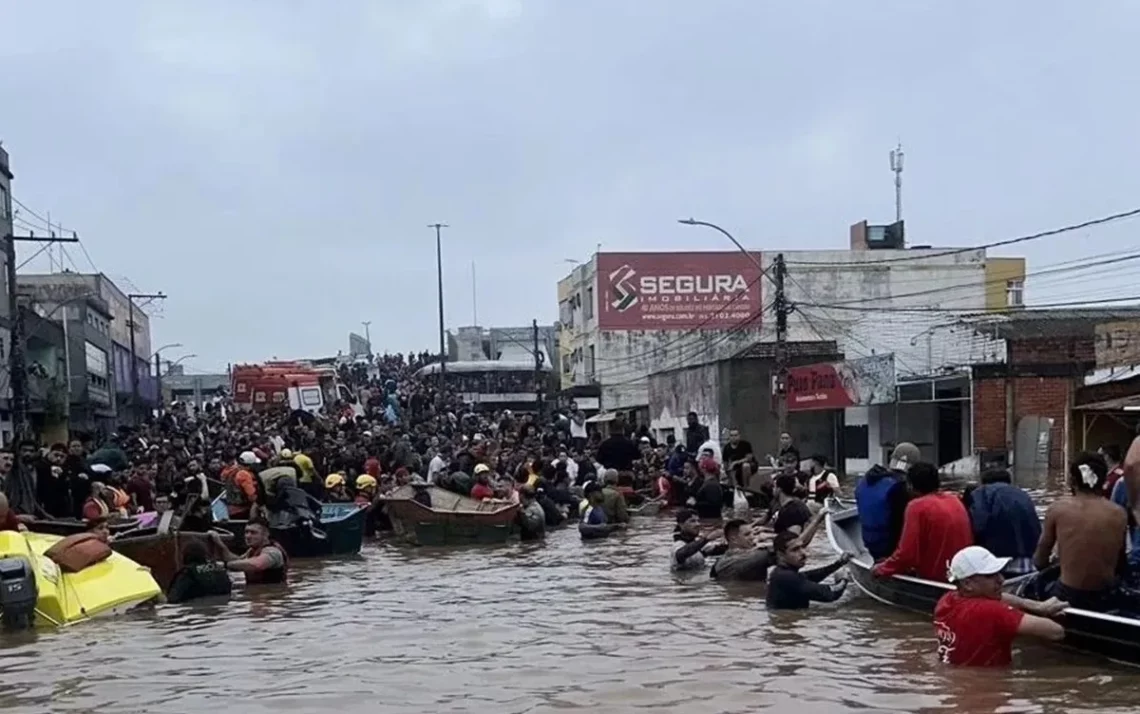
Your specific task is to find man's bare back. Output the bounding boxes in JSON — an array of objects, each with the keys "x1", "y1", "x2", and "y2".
[{"x1": 1035, "y1": 494, "x2": 1126, "y2": 592}]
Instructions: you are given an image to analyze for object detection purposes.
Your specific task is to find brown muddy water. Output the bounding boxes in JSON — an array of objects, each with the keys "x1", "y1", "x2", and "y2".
[{"x1": 1, "y1": 515, "x2": 1139, "y2": 714}]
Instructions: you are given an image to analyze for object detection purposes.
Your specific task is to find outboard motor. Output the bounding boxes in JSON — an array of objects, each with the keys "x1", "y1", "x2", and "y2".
[{"x1": 0, "y1": 557, "x2": 38, "y2": 631}]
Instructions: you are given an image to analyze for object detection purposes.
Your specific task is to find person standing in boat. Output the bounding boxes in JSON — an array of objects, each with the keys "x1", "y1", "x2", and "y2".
[
  {"x1": 854, "y1": 442, "x2": 917, "y2": 561},
  {"x1": 225, "y1": 451, "x2": 261, "y2": 521},
  {"x1": 934, "y1": 545, "x2": 1066, "y2": 667},
  {"x1": 765, "y1": 530, "x2": 850, "y2": 610},
  {"x1": 1033, "y1": 453, "x2": 1128, "y2": 611},
  {"x1": 966, "y1": 468, "x2": 1040, "y2": 577},
  {"x1": 209, "y1": 522, "x2": 288, "y2": 585},
  {"x1": 873, "y1": 461, "x2": 973, "y2": 583}
]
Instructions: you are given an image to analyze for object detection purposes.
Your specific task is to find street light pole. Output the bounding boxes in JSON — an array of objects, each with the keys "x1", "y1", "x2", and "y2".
[
  {"x1": 127, "y1": 292, "x2": 166, "y2": 424},
  {"x1": 677, "y1": 218, "x2": 790, "y2": 433},
  {"x1": 428, "y1": 223, "x2": 449, "y2": 384}
]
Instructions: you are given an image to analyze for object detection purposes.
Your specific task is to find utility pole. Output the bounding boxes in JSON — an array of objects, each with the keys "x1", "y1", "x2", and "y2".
[
  {"x1": 5, "y1": 230, "x2": 79, "y2": 444},
  {"x1": 532, "y1": 319, "x2": 542, "y2": 415},
  {"x1": 773, "y1": 253, "x2": 789, "y2": 434},
  {"x1": 428, "y1": 223, "x2": 448, "y2": 384},
  {"x1": 361, "y1": 321, "x2": 372, "y2": 356},
  {"x1": 154, "y1": 352, "x2": 163, "y2": 415},
  {"x1": 127, "y1": 291, "x2": 165, "y2": 424}
]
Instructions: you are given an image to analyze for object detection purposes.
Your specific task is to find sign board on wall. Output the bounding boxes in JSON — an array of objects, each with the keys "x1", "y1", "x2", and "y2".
[
  {"x1": 596, "y1": 252, "x2": 763, "y2": 331},
  {"x1": 786, "y1": 354, "x2": 897, "y2": 411},
  {"x1": 1095, "y1": 320, "x2": 1140, "y2": 369}
]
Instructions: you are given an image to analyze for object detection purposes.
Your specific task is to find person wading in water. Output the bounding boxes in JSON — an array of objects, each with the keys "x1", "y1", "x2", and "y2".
[{"x1": 209, "y1": 521, "x2": 288, "y2": 585}]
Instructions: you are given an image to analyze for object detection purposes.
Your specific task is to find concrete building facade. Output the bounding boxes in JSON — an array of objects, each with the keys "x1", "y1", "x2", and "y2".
[
  {"x1": 19, "y1": 273, "x2": 156, "y2": 427},
  {"x1": 0, "y1": 146, "x2": 14, "y2": 440}
]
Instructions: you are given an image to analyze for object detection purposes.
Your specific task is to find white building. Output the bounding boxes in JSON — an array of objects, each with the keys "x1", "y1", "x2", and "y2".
[{"x1": 557, "y1": 221, "x2": 1023, "y2": 469}]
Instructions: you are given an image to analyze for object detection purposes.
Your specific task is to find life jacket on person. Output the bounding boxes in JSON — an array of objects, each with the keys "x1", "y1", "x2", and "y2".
[
  {"x1": 225, "y1": 468, "x2": 256, "y2": 514},
  {"x1": 855, "y1": 466, "x2": 901, "y2": 560},
  {"x1": 108, "y1": 486, "x2": 131, "y2": 515},
  {"x1": 82, "y1": 495, "x2": 111, "y2": 521},
  {"x1": 243, "y1": 541, "x2": 289, "y2": 585}
]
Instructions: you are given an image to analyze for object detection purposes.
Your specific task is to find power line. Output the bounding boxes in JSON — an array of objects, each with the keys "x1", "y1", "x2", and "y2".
[
  {"x1": 797, "y1": 294, "x2": 1140, "y2": 314},
  {"x1": 784, "y1": 205, "x2": 1140, "y2": 267}
]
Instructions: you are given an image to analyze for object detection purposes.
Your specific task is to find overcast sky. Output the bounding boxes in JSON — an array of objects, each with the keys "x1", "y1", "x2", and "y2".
[{"x1": 3, "y1": 1, "x2": 1139, "y2": 373}]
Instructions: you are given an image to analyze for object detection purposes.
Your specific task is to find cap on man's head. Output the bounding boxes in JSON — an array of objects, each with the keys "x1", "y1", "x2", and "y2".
[
  {"x1": 474, "y1": 463, "x2": 491, "y2": 475},
  {"x1": 889, "y1": 442, "x2": 921, "y2": 472},
  {"x1": 947, "y1": 546, "x2": 1009, "y2": 582},
  {"x1": 583, "y1": 481, "x2": 603, "y2": 496},
  {"x1": 239, "y1": 450, "x2": 261, "y2": 466}
]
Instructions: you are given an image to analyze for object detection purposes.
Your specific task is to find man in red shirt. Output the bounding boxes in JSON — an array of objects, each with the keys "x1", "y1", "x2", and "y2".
[
  {"x1": 873, "y1": 462, "x2": 973, "y2": 582},
  {"x1": 934, "y1": 545, "x2": 1066, "y2": 666}
]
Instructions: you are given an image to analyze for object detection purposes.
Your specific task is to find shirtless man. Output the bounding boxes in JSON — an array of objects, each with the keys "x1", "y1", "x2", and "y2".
[{"x1": 1034, "y1": 452, "x2": 1127, "y2": 610}]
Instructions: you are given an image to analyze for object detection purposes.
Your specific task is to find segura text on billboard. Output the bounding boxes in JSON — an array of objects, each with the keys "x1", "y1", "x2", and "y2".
[
  {"x1": 596, "y1": 251, "x2": 763, "y2": 331},
  {"x1": 786, "y1": 354, "x2": 897, "y2": 411}
]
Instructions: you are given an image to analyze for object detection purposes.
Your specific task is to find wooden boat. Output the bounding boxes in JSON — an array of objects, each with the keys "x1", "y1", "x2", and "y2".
[
  {"x1": 379, "y1": 485, "x2": 520, "y2": 546},
  {"x1": 629, "y1": 500, "x2": 663, "y2": 517},
  {"x1": 826, "y1": 499, "x2": 1140, "y2": 666},
  {"x1": 28, "y1": 517, "x2": 228, "y2": 592},
  {"x1": 210, "y1": 497, "x2": 367, "y2": 557}
]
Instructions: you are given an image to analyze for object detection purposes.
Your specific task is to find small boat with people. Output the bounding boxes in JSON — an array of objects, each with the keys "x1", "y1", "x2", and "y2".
[
  {"x1": 0, "y1": 530, "x2": 161, "y2": 629},
  {"x1": 210, "y1": 496, "x2": 367, "y2": 557},
  {"x1": 825, "y1": 498, "x2": 1140, "y2": 666},
  {"x1": 379, "y1": 484, "x2": 520, "y2": 546}
]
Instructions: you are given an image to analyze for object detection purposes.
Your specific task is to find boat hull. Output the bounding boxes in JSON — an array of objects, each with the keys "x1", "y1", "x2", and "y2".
[
  {"x1": 380, "y1": 486, "x2": 520, "y2": 546},
  {"x1": 0, "y1": 531, "x2": 160, "y2": 628},
  {"x1": 826, "y1": 499, "x2": 1140, "y2": 666},
  {"x1": 214, "y1": 503, "x2": 367, "y2": 557}
]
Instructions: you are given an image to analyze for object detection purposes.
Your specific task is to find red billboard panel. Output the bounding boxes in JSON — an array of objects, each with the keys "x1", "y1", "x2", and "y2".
[
  {"x1": 786, "y1": 355, "x2": 897, "y2": 411},
  {"x1": 595, "y1": 252, "x2": 763, "y2": 331}
]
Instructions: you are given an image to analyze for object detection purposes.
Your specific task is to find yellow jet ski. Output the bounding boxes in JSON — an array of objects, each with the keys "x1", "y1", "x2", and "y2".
[{"x1": 0, "y1": 531, "x2": 161, "y2": 630}]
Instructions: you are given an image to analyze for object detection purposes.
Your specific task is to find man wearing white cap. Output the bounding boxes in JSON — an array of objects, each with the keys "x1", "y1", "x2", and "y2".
[{"x1": 933, "y1": 545, "x2": 1066, "y2": 667}]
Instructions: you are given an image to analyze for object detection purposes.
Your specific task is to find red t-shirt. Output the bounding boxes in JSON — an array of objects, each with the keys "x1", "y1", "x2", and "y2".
[
  {"x1": 933, "y1": 592, "x2": 1024, "y2": 666},
  {"x1": 471, "y1": 483, "x2": 494, "y2": 500},
  {"x1": 874, "y1": 492, "x2": 974, "y2": 582}
]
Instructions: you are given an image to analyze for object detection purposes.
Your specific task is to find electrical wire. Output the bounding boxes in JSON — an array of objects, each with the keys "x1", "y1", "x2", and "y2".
[{"x1": 784, "y1": 205, "x2": 1140, "y2": 267}]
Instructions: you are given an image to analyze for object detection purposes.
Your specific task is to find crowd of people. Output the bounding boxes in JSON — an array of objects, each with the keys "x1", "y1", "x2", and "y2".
[{"x1": 4, "y1": 346, "x2": 1140, "y2": 670}]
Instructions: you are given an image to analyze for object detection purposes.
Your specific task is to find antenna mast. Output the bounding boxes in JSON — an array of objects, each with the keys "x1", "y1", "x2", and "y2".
[{"x1": 889, "y1": 141, "x2": 904, "y2": 222}]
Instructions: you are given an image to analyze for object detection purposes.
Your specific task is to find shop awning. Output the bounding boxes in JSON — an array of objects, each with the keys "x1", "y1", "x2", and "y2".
[
  {"x1": 1073, "y1": 394, "x2": 1140, "y2": 411},
  {"x1": 586, "y1": 411, "x2": 618, "y2": 424}
]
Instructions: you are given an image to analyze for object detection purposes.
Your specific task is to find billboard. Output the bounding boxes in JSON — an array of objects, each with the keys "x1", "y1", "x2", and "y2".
[
  {"x1": 596, "y1": 252, "x2": 763, "y2": 331},
  {"x1": 1095, "y1": 320, "x2": 1140, "y2": 369},
  {"x1": 786, "y1": 354, "x2": 897, "y2": 411}
]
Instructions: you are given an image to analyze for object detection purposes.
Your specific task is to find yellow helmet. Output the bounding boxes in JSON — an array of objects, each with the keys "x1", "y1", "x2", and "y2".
[
  {"x1": 355, "y1": 474, "x2": 378, "y2": 491},
  {"x1": 325, "y1": 472, "x2": 346, "y2": 489}
]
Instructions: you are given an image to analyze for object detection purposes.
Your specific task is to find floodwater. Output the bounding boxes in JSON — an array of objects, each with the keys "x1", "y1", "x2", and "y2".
[{"x1": 2, "y1": 517, "x2": 1140, "y2": 714}]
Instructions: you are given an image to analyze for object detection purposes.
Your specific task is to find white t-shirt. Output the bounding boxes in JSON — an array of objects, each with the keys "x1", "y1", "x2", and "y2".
[
  {"x1": 698, "y1": 439, "x2": 722, "y2": 465},
  {"x1": 570, "y1": 417, "x2": 588, "y2": 440},
  {"x1": 808, "y1": 471, "x2": 841, "y2": 496},
  {"x1": 562, "y1": 458, "x2": 579, "y2": 483},
  {"x1": 427, "y1": 455, "x2": 447, "y2": 484}
]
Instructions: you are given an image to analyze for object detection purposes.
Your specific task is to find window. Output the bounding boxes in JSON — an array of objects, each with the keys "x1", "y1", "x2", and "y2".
[
  {"x1": 0, "y1": 184, "x2": 9, "y2": 220},
  {"x1": 1006, "y1": 279, "x2": 1024, "y2": 307},
  {"x1": 84, "y1": 342, "x2": 108, "y2": 377},
  {"x1": 585, "y1": 286, "x2": 594, "y2": 319},
  {"x1": 843, "y1": 424, "x2": 870, "y2": 459},
  {"x1": 587, "y1": 344, "x2": 596, "y2": 381}
]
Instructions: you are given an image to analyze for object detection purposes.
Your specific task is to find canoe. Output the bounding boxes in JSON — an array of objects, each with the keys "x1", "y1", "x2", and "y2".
[
  {"x1": 30, "y1": 517, "x2": 145, "y2": 538},
  {"x1": 0, "y1": 531, "x2": 160, "y2": 629},
  {"x1": 111, "y1": 530, "x2": 230, "y2": 592},
  {"x1": 629, "y1": 500, "x2": 663, "y2": 517},
  {"x1": 210, "y1": 497, "x2": 367, "y2": 557},
  {"x1": 378, "y1": 485, "x2": 520, "y2": 546},
  {"x1": 825, "y1": 500, "x2": 1140, "y2": 666}
]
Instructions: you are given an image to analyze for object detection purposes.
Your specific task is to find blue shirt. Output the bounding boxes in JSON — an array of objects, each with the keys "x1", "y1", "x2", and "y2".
[
  {"x1": 1111, "y1": 479, "x2": 1140, "y2": 565},
  {"x1": 583, "y1": 505, "x2": 607, "y2": 526}
]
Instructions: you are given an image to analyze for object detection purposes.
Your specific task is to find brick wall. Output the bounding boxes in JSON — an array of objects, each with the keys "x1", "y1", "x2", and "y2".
[
  {"x1": 1008, "y1": 336, "x2": 1095, "y2": 365},
  {"x1": 973, "y1": 370, "x2": 1075, "y2": 470},
  {"x1": 973, "y1": 377, "x2": 1007, "y2": 450}
]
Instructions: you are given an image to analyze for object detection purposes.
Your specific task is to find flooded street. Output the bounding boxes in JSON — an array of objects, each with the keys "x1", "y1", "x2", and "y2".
[{"x1": 3, "y1": 517, "x2": 1140, "y2": 714}]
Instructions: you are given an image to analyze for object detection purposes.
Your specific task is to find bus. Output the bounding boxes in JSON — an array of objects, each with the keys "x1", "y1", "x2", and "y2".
[{"x1": 415, "y1": 360, "x2": 551, "y2": 411}]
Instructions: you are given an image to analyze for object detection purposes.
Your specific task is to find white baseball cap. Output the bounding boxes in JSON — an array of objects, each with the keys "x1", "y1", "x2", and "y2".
[
  {"x1": 239, "y1": 450, "x2": 261, "y2": 466},
  {"x1": 948, "y1": 546, "x2": 1009, "y2": 582}
]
